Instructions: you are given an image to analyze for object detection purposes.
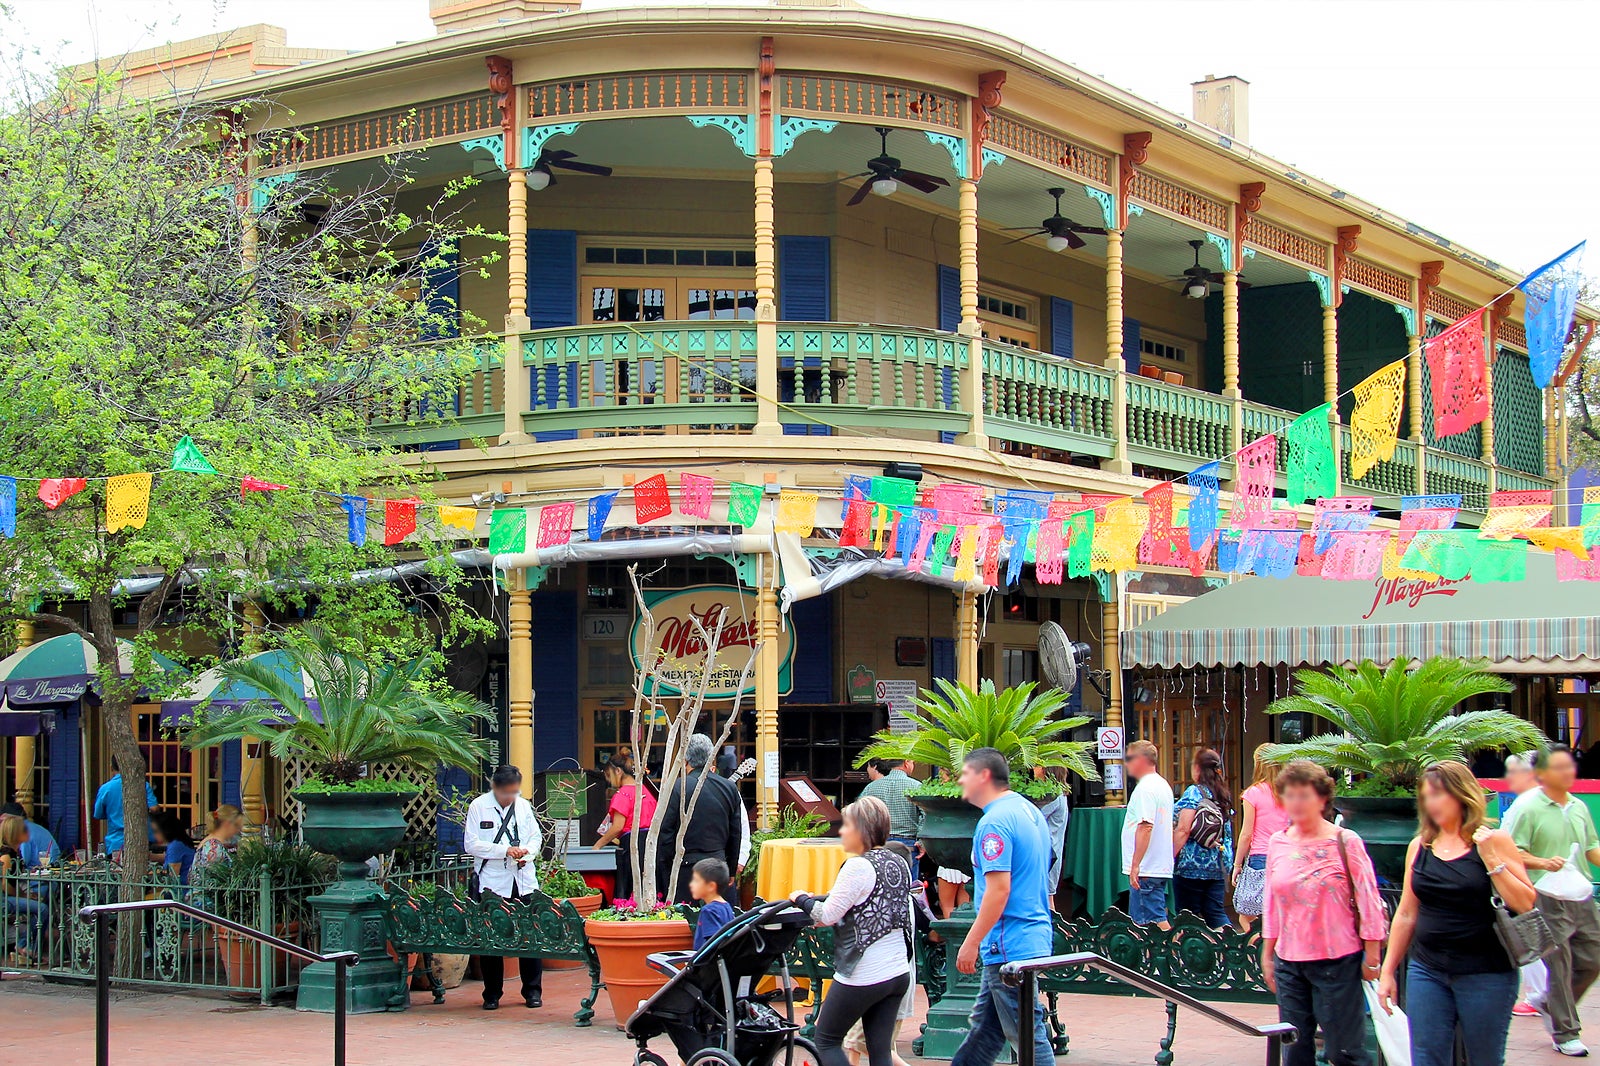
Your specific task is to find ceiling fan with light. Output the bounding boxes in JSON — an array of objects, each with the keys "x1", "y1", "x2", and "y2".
[
  {"x1": 1002, "y1": 187, "x2": 1107, "y2": 252},
  {"x1": 523, "y1": 148, "x2": 613, "y2": 191},
  {"x1": 1172, "y1": 238, "x2": 1249, "y2": 299},
  {"x1": 843, "y1": 126, "x2": 950, "y2": 206}
]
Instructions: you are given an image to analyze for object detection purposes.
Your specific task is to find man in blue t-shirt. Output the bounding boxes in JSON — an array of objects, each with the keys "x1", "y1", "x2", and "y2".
[
  {"x1": 951, "y1": 747, "x2": 1056, "y2": 1066},
  {"x1": 92, "y1": 771, "x2": 159, "y2": 860}
]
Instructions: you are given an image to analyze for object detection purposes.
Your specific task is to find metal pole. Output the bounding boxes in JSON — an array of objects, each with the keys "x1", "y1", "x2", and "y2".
[
  {"x1": 334, "y1": 956, "x2": 348, "y2": 1066},
  {"x1": 94, "y1": 911, "x2": 111, "y2": 1066},
  {"x1": 1265, "y1": 1033, "x2": 1280, "y2": 1066},
  {"x1": 1018, "y1": 968, "x2": 1037, "y2": 1066}
]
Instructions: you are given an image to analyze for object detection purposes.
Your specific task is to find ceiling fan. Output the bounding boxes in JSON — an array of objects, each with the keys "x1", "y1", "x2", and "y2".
[
  {"x1": 843, "y1": 126, "x2": 950, "y2": 206},
  {"x1": 1003, "y1": 187, "x2": 1107, "y2": 252},
  {"x1": 1171, "y1": 239, "x2": 1248, "y2": 299},
  {"x1": 524, "y1": 148, "x2": 613, "y2": 191}
]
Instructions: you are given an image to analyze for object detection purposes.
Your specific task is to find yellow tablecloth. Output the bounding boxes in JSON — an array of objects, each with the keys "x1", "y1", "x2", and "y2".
[{"x1": 756, "y1": 837, "x2": 849, "y2": 901}]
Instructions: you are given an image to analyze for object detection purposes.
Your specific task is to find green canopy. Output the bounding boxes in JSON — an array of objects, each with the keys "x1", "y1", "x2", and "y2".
[{"x1": 1123, "y1": 551, "x2": 1600, "y2": 674}]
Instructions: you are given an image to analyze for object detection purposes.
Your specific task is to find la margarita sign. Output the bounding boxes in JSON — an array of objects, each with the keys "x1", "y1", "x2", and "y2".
[{"x1": 631, "y1": 586, "x2": 795, "y2": 699}]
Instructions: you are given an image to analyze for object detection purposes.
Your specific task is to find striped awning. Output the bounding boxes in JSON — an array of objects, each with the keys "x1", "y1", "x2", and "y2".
[{"x1": 1123, "y1": 552, "x2": 1600, "y2": 674}]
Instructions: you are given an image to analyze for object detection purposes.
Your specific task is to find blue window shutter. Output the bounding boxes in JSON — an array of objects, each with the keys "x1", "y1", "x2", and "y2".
[
  {"x1": 526, "y1": 229, "x2": 578, "y2": 441},
  {"x1": 531, "y1": 589, "x2": 578, "y2": 770},
  {"x1": 784, "y1": 595, "x2": 833, "y2": 703},
  {"x1": 435, "y1": 766, "x2": 470, "y2": 849},
  {"x1": 48, "y1": 703, "x2": 82, "y2": 853},
  {"x1": 930, "y1": 638, "x2": 956, "y2": 684},
  {"x1": 220, "y1": 741, "x2": 241, "y2": 810},
  {"x1": 1122, "y1": 318, "x2": 1142, "y2": 373},
  {"x1": 421, "y1": 237, "x2": 460, "y2": 340},
  {"x1": 1051, "y1": 298, "x2": 1074, "y2": 358},
  {"x1": 937, "y1": 265, "x2": 960, "y2": 332},
  {"x1": 779, "y1": 236, "x2": 831, "y2": 321}
]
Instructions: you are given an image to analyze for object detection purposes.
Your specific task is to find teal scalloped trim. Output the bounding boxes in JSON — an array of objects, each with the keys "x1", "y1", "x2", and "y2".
[
  {"x1": 521, "y1": 122, "x2": 581, "y2": 166},
  {"x1": 773, "y1": 116, "x2": 836, "y2": 157},
  {"x1": 1307, "y1": 271, "x2": 1334, "y2": 307},
  {"x1": 687, "y1": 115, "x2": 756, "y2": 157},
  {"x1": 1242, "y1": 247, "x2": 1257, "y2": 260},
  {"x1": 1126, "y1": 204, "x2": 1144, "y2": 218},
  {"x1": 460, "y1": 134, "x2": 505, "y2": 171},
  {"x1": 923, "y1": 131, "x2": 967, "y2": 180},
  {"x1": 979, "y1": 147, "x2": 1006, "y2": 176},
  {"x1": 1204, "y1": 232, "x2": 1232, "y2": 270},
  {"x1": 1341, "y1": 283, "x2": 1351, "y2": 297},
  {"x1": 695, "y1": 552, "x2": 761, "y2": 588},
  {"x1": 251, "y1": 171, "x2": 297, "y2": 213},
  {"x1": 1083, "y1": 186, "x2": 1116, "y2": 230},
  {"x1": 1090, "y1": 571, "x2": 1114, "y2": 604},
  {"x1": 1396, "y1": 305, "x2": 1418, "y2": 336}
]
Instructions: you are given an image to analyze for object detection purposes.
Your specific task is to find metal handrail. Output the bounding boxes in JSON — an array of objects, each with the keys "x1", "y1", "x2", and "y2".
[
  {"x1": 1001, "y1": 951, "x2": 1298, "y2": 1066},
  {"x1": 79, "y1": 898, "x2": 359, "y2": 1066}
]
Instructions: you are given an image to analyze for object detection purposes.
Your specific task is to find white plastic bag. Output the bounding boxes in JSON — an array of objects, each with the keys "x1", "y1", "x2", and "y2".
[
  {"x1": 1539, "y1": 844, "x2": 1595, "y2": 902},
  {"x1": 1363, "y1": 980, "x2": 1411, "y2": 1066}
]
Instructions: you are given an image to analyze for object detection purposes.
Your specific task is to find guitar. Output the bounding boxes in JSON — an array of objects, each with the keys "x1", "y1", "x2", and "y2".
[{"x1": 726, "y1": 756, "x2": 758, "y2": 783}]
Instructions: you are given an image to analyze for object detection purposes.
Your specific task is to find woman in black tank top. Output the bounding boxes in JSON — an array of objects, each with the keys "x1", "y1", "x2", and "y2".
[{"x1": 1377, "y1": 761, "x2": 1538, "y2": 1066}]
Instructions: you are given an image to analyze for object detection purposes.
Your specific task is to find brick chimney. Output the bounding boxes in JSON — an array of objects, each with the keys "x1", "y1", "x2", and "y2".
[
  {"x1": 430, "y1": 0, "x2": 580, "y2": 34},
  {"x1": 1191, "y1": 74, "x2": 1249, "y2": 142}
]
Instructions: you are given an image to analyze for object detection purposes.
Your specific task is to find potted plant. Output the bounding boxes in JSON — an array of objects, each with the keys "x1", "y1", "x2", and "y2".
[
  {"x1": 537, "y1": 860, "x2": 603, "y2": 970},
  {"x1": 852, "y1": 678, "x2": 1095, "y2": 1058},
  {"x1": 183, "y1": 626, "x2": 491, "y2": 1013},
  {"x1": 197, "y1": 837, "x2": 335, "y2": 993},
  {"x1": 584, "y1": 898, "x2": 693, "y2": 1020},
  {"x1": 1265, "y1": 658, "x2": 1545, "y2": 880}
]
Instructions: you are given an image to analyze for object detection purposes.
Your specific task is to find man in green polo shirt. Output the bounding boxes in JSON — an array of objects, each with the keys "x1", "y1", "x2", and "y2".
[{"x1": 1508, "y1": 744, "x2": 1600, "y2": 1057}]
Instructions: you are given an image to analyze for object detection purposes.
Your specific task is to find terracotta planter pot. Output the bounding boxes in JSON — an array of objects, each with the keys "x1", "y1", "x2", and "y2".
[
  {"x1": 217, "y1": 922, "x2": 301, "y2": 992},
  {"x1": 543, "y1": 894, "x2": 604, "y2": 970},
  {"x1": 584, "y1": 917, "x2": 693, "y2": 1023}
]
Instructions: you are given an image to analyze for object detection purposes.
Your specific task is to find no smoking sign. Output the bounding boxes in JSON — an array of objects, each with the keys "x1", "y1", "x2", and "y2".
[{"x1": 1096, "y1": 726, "x2": 1125, "y2": 760}]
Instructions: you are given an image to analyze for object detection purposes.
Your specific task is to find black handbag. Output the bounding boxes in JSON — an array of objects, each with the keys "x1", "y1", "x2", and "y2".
[{"x1": 1490, "y1": 894, "x2": 1555, "y2": 966}]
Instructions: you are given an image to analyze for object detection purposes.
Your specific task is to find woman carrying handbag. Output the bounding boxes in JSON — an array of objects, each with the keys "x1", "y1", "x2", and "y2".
[{"x1": 1378, "y1": 760, "x2": 1541, "y2": 1066}]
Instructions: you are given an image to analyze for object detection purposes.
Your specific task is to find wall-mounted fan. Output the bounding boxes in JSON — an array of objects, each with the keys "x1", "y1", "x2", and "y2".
[
  {"x1": 843, "y1": 126, "x2": 950, "y2": 206},
  {"x1": 1003, "y1": 187, "x2": 1107, "y2": 251},
  {"x1": 525, "y1": 148, "x2": 613, "y2": 191},
  {"x1": 1171, "y1": 239, "x2": 1249, "y2": 299}
]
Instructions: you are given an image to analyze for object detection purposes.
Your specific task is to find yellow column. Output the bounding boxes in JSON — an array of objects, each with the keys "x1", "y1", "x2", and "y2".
[
  {"x1": 1104, "y1": 228, "x2": 1131, "y2": 473},
  {"x1": 506, "y1": 570, "x2": 535, "y2": 797},
  {"x1": 753, "y1": 157, "x2": 781, "y2": 436},
  {"x1": 11, "y1": 621, "x2": 35, "y2": 815},
  {"x1": 1408, "y1": 332, "x2": 1426, "y2": 493},
  {"x1": 956, "y1": 178, "x2": 987, "y2": 446},
  {"x1": 1100, "y1": 598, "x2": 1125, "y2": 805},
  {"x1": 1323, "y1": 303, "x2": 1341, "y2": 494},
  {"x1": 955, "y1": 589, "x2": 979, "y2": 689},
  {"x1": 1548, "y1": 386, "x2": 1564, "y2": 482},
  {"x1": 754, "y1": 554, "x2": 780, "y2": 827},
  {"x1": 501, "y1": 168, "x2": 532, "y2": 445},
  {"x1": 1222, "y1": 268, "x2": 1243, "y2": 459},
  {"x1": 239, "y1": 602, "x2": 268, "y2": 829}
]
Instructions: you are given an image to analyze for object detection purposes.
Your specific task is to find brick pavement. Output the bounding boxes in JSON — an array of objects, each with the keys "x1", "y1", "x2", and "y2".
[{"x1": 0, "y1": 966, "x2": 1589, "y2": 1065}]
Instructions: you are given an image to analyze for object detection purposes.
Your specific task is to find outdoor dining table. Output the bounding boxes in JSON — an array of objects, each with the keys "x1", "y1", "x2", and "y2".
[
  {"x1": 1061, "y1": 805, "x2": 1126, "y2": 919},
  {"x1": 755, "y1": 837, "x2": 848, "y2": 902}
]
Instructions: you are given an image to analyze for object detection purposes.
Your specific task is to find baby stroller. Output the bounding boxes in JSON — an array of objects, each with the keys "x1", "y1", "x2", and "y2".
[{"x1": 626, "y1": 898, "x2": 819, "y2": 1066}]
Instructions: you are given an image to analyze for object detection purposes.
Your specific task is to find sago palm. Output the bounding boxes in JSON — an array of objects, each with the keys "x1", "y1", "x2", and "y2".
[
  {"x1": 854, "y1": 678, "x2": 1098, "y2": 782},
  {"x1": 182, "y1": 627, "x2": 492, "y2": 785},
  {"x1": 1264, "y1": 658, "x2": 1544, "y2": 793}
]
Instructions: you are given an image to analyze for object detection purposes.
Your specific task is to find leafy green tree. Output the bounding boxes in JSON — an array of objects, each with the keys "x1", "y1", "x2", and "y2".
[
  {"x1": 182, "y1": 626, "x2": 494, "y2": 787},
  {"x1": 0, "y1": 44, "x2": 497, "y2": 965},
  {"x1": 1265, "y1": 658, "x2": 1545, "y2": 794}
]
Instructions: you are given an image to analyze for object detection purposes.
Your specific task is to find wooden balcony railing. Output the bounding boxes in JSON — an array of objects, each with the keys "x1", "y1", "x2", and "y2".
[{"x1": 378, "y1": 324, "x2": 1551, "y2": 510}]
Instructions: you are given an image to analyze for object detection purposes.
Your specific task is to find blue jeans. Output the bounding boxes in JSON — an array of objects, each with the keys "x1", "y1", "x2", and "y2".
[
  {"x1": 1274, "y1": 952, "x2": 1370, "y2": 1066},
  {"x1": 1173, "y1": 875, "x2": 1229, "y2": 928},
  {"x1": 1405, "y1": 959, "x2": 1518, "y2": 1066},
  {"x1": 1128, "y1": 877, "x2": 1169, "y2": 925},
  {"x1": 6, "y1": 895, "x2": 49, "y2": 952},
  {"x1": 890, "y1": 836, "x2": 921, "y2": 887},
  {"x1": 951, "y1": 963, "x2": 1055, "y2": 1066}
]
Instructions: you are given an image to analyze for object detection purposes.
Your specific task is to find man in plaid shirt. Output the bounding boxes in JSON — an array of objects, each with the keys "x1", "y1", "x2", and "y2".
[{"x1": 862, "y1": 758, "x2": 923, "y2": 884}]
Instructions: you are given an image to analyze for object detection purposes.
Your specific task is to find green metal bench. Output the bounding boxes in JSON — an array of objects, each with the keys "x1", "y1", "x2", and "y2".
[
  {"x1": 383, "y1": 885, "x2": 603, "y2": 1025},
  {"x1": 781, "y1": 918, "x2": 947, "y2": 1039}
]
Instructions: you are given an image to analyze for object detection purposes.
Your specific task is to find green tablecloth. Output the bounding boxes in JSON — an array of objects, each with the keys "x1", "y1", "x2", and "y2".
[{"x1": 1063, "y1": 805, "x2": 1126, "y2": 918}]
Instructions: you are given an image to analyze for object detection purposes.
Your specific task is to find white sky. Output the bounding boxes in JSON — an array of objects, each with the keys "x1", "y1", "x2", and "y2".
[{"x1": 10, "y1": 0, "x2": 1600, "y2": 277}]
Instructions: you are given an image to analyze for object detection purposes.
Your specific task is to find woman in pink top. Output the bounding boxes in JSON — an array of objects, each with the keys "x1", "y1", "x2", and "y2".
[
  {"x1": 1231, "y1": 744, "x2": 1290, "y2": 932},
  {"x1": 1261, "y1": 761, "x2": 1387, "y2": 1066},
  {"x1": 595, "y1": 761, "x2": 658, "y2": 901}
]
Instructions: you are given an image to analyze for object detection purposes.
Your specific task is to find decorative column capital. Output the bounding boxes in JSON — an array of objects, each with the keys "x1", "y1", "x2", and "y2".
[
  {"x1": 486, "y1": 55, "x2": 516, "y2": 165},
  {"x1": 1419, "y1": 259, "x2": 1444, "y2": 321},
  {"x1": 1332, "y1": 225, "x2": 1361, "y2": 308},
  {"x1": 1117, "y1": 132, "x2": 1152, "y2": 229},
  {"x1": 757, "y1": 37, "x2": 775, "y2": 157},
  {"x1": 1233, "y1": 182, "x2": 1265, "y2": 271},
  {"x1": 971, "y1": 70, "x2": 1006, "y2": 180}
]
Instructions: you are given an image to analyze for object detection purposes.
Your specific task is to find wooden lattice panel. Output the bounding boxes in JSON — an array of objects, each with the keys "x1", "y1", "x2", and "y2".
[
  {"x1": 1343, "y1": 257, "x2": 1411, "y2": 305},
  {"x1": 266, "y1": 95, "x2": 497, "y2": 169},
  {"x1": 1427, "y1": 290, "x2": 1478, "y2": 326},
  {"x1": 1128, "y1": 171, "x2": 1229, "y2": 231},
  {"x1": 1493, "y1": 352, "x2": 1545, "y2": 476},
  {"x1": 1243, "y1": 216, "x2": 1327, "y2": 269},
  {"x1": 986, "y1": 112, "x2": 1110, "y2": 184},
  {"x1": 778, "y1": 74, "x2": 962, "y2": 129},
  {"x1": 528, "y1": 72, "x2": 747, "y2": 118},
  {"x1": 283, "y1": 758, "x2": 438, "y2": 843}
]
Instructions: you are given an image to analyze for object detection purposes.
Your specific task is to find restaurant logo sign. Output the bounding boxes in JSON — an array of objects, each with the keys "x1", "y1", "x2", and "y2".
[
  {"x1": 631, "y1": 586, "x2": 795, "y2": 699},
  {"x1": 1362, "y1": 575, "x2": 1465, "y2": 620},
  {"x1": 5, "y1": 678, "x2": 89, "y2": 706}
]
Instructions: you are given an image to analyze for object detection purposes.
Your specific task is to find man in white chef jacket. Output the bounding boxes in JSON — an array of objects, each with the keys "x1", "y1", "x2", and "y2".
[{"x1": 464, "y1": 765, "x2": 544, "y2": 1010}]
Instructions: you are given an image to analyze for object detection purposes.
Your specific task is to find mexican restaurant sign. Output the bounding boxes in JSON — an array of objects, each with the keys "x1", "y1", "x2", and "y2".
[
  {"x1": 631, "y1": 586, "x2": 795, "y2": 699},
  {"x1": 1361, "y1": 575, "x2": 1467, "y2": 620},
  {"x1": 5, "y1": 678, "x2": 90, "y2": 706}
]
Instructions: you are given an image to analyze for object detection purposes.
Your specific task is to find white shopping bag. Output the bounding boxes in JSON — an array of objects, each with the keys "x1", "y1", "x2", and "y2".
[
  {"x1": 1538, "y1": 844, "x2": 1596, "y2": 902},
  {"x1": 1363, "y1": 980, "x2": 1411, "y2": 1066}
]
